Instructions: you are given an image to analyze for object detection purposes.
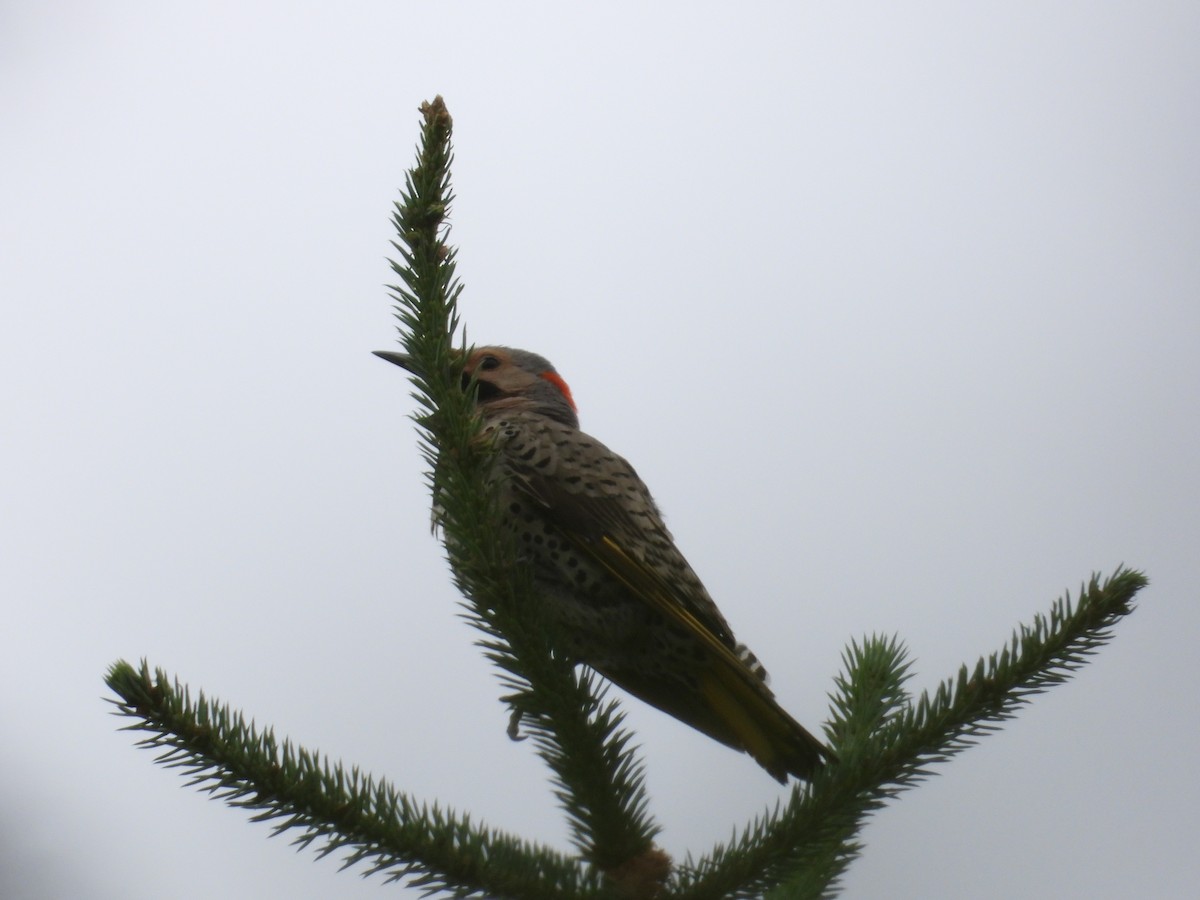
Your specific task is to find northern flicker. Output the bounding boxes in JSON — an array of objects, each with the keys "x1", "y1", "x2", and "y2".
[{"x1": 375, "y1": 345, "x2": 833, "y2": 781}]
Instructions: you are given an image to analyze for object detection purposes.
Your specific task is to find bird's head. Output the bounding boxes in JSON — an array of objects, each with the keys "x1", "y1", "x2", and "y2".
[{"x1": 374, "y1": 345, "x2": 579, "y2": 429}]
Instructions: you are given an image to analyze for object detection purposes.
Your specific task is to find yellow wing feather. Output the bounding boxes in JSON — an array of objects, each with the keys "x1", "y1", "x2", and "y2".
[{"x1": 591, "y1": 536, "x2": 828, "y2": 781}]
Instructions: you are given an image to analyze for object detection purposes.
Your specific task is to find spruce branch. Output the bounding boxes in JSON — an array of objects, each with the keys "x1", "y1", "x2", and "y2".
[
  {"x1": 383, "y1": 96, "x2": 659, "y2": 874},
  {"x1": 104, "y1": 659, "x2": 594, "y2": 898},
  {"x1": 103, "y1": 96, "x2": 1147, "y2": 899},
  {"x1": 671, "y1": 567, "x2": 1146, "y2": 899}
]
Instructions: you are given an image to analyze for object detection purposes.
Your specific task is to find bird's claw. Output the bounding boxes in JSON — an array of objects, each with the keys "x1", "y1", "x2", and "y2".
[{"x1": 507, "y1": 708, "x2": 527, "y2": 741}]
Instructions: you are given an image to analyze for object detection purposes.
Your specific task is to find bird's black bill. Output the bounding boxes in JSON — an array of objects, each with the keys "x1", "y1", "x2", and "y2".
[{"x1": 373, "y1": 350, "x2": 416, "y2": 372}]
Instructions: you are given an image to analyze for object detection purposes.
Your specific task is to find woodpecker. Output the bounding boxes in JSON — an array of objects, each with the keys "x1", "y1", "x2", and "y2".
[{"x1": 375, "y1": 345, "x2": 833, "y2": 781}]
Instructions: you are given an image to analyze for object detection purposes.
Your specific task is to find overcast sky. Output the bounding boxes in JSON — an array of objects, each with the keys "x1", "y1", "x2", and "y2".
[{"x1": 3, "y1": 3, "x2": 1198, "y2": 898}]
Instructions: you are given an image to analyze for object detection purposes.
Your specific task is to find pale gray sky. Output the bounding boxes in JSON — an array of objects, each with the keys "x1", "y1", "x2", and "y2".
[{"x1": 2, "y1": 3, "x2": 1197, "y2": 898}]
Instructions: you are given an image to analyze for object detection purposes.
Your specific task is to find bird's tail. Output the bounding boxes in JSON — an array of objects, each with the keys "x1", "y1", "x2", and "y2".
[{"x1": 698, "y1": 665, "x2": 834, "y2": 783}]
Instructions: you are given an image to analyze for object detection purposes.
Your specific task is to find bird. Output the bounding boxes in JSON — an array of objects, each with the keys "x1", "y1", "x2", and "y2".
[{"x1": 374, "y1": 345, "x2": 833, "y2": 781}]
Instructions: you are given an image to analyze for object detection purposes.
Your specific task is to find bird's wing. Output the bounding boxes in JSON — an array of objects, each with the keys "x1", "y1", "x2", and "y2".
[
  {"x1": 513, "y1": 460, "x2": 831, "y2": 778},
  {"x1": 507, "y1": 451, "x2": 765, "y2": 683},
  {"x1": 506, "y1": 460, "x2": 739, "y2": 652},
  {"x1": 501, "y1": 431, "x2": 831, "y2": 780}
]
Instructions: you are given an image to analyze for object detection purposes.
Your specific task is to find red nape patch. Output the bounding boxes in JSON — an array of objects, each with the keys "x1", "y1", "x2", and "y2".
[{"x1": 539, "y1": 371, "x2": 576, "y2": 410}]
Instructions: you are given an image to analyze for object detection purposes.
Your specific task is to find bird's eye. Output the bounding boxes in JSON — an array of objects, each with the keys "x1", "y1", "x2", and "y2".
[{"x1": 479, "y1": 355, "x2": 501, "y2": 371}]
